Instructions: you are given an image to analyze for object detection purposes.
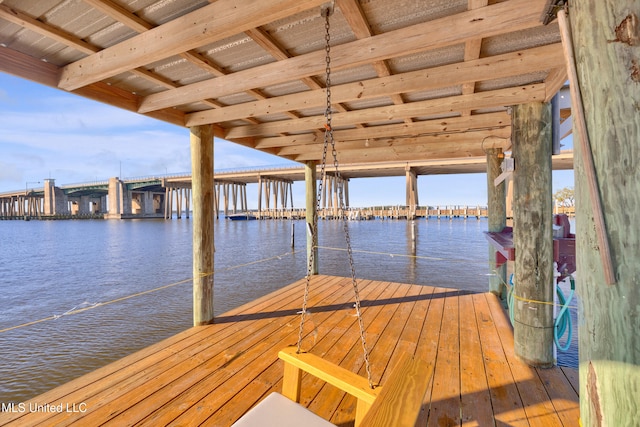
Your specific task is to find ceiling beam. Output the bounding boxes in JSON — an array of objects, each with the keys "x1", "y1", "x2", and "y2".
[
  {"x1": 292, "y1": 138, "x2": 511, "y2": 163},
  {"x1": 81, "y1": 0, "x2": 153, "y2": 32},
  {"x1": 139, "y1": 0, "x2": 548, "y2": 113},
  {"x1": 544, "y1": 65, "x2": 568, "y2": 101},
  {"x1": 0, "y1": 46, "x2": 60, "y2": 87},
  {"x1": 58, "y1": 0, "x2": 328, "y2": 91},
  {"x1": 185, "y1": 43, "x2": 562, "y2": 126},
  {"x1": 277, "y1": 128, "x2": 511, "y2": 156},
  {"x1": 225, "y1": 84, "x2": 546, "y2": 139},
  {"x1": 253, "y1": 112, "x2": 510, "y2": 148}
]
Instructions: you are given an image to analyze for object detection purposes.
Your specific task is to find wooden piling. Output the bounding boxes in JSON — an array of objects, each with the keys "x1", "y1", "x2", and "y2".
[
  {"x1": 569, "y1": 2, "x2": 640, "y2": 424},
  {"x1": 486, "y1": 148, "x2": 507, "y2": 298},
  {"x1": 305, "y1": 161, "x2": 318, "y2": 275},
  {"x1": 512, "y1": 101, "x2": 554, "y2": 367},
  {"x1": 190, "y1": 124, "x2": 215, "y2": 326}
]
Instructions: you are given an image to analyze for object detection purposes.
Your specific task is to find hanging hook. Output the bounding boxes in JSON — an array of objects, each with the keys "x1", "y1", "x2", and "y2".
[{"x1": 321, "y1": 1, "x2": 335, "y2": 18}]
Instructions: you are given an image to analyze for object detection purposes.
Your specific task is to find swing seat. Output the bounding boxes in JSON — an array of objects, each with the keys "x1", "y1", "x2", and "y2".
[{"x1": 232, "y1": 347, "x2": 434, "y2": 427}]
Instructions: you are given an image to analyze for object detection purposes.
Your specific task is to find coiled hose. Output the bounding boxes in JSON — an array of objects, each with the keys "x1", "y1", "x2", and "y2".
[{"x1": 507, "y1": 274, "x2": 574, "y2": 352}]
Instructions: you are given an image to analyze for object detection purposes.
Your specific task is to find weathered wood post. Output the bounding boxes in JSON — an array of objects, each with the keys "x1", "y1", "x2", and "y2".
[
  {"x1": 405, "y1": 165, "x2": 419, "y2": 219},
  {"x1": 305, "y1": 160, "x2": 318, "y2": 275},
  {"x1": 486, "y1": 148, "x2": 507, "y2": 299},
  {"x1": 570, "y1": 2, "x2": 640, "y2": 424},
  {"x1": 512, "y1": 102, "x2": 554, "y2": 367},
  {"x1": 190, "y1": 124, "x2": 215, "y2": 326},
  {"x1": 257, "y1": 175, "x2": 262, "y2": 219}
]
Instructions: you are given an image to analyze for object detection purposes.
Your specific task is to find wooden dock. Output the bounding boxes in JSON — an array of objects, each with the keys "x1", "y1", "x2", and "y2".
[{"x1": 0, "y1": 276, "x2": 579, "y2": 426}]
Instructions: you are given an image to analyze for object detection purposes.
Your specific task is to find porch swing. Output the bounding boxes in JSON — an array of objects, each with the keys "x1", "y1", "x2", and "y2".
[{"x1": 232, "y1": 5, "x2": 433, "y2": 427}]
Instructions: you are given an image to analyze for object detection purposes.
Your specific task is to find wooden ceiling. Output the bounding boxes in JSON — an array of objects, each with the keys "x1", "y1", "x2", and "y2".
[{"x1": 0, "y1": 0, "x2": 568, "y2": 167}]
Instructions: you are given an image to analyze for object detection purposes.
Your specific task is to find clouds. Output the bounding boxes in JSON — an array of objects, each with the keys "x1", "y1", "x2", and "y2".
[{"x1": 0, "y1": 73, "x2": 288, "y2": 191}]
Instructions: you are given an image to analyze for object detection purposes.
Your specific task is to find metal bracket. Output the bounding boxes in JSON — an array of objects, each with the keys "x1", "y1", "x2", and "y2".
[
  {"x1": 321, "y1": 1, "x2": 335, "y2": 18},
  {"x1": 494, "y1": 157, "x2": 514, "y2": 187},
  {"x1": 541, "y1": 0, "x2": 567, "y2": 25}
]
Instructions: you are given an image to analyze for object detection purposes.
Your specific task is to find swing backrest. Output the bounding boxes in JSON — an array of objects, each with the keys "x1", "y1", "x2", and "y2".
[{"x1": 278, "y1": 347, "x2": 433, "y2": 427}]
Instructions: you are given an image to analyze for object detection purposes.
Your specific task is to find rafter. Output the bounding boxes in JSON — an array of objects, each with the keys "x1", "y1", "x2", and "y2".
[
  {"x1": 0, "y1": 4, "x2": 98, "y2": 55},
  {"x1": 185, "y1": 43, "x2": 562, "y2": 126},
  {"x1": 244, "y1": 26, "x2": 352, "y2": 124},
  {"x1": 336, "y1": 0, "x2": 411, "y2": 123},
  {"x1": 58, "y1": 0, "x2": 328, "y2": 91},
  {"x1": 138, "y1": 0, "x2": 547, "y2": 113},
  {"x1": 81, "y1": 0, "x2": 153, "y2": 32},
  {"x1": 460, "y1": 0, "x2": 489, "y2": 116},
  {"x1": 224, "y1": 84, "x2": 545, "y2": 139},
  {"x1": 75, "y1": 1, "x2": 271, "y2": 125},
  {"x1": 0, "y1": 2, "x2": 177, "y2": 97}
]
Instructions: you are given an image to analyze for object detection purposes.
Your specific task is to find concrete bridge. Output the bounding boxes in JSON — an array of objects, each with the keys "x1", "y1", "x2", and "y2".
[
  {"x1": 0, "y1": 176, "x2": 174, "y2": 220},
  {"x1": 0, "y1": 154, "x2": 573, "y2": 220}
]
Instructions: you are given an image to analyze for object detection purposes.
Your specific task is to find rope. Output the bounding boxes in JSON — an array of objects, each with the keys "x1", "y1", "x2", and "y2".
[
  {"x1": 0, "y1": 277, "x2": 192, "y2": 334},
  {"x1": 316, "y1": 245, "x2": 488, "y2": 264},
  {"x1": 1, "y1": 250, "x2": 301, "y2": 335}
]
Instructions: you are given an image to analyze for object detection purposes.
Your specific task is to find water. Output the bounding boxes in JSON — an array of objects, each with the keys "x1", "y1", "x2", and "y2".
[{"x1": 0, "y1": 218, "x2": 578, "y2": 404}]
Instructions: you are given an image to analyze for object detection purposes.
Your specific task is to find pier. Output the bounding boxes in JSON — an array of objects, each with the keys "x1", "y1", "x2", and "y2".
[
  {"x1": 1, "y1": 0, "x2": 637, "y2": 425},
  {"x1": 0, "y1": 276, "x2": 579, "y2": 426}
]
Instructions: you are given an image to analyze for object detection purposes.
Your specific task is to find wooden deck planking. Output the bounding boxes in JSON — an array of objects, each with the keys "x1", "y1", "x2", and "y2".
[
  {"x1": 472, "y1": 293, "x2": 531, "y2": 426},
  {"x1": 486, "y1": 292, "x2": 567, "y2": 427},
  {"x1": 459, "y1": 292, "x2": 494, "y2": 426},
  {"x1": 0, "y1": 275, "x2": 579, "y2": 427},
  {"x1": 415, "y1": 286, "x2": 449, "y2": 426},
  {"x1": 428, "y1": 289, "x2": 462, "y2": 427}
]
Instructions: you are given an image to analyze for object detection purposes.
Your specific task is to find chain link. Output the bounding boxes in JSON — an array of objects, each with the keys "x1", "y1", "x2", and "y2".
[{"x1": 296, "y1": 8, "x2": 374, "y2": 389}]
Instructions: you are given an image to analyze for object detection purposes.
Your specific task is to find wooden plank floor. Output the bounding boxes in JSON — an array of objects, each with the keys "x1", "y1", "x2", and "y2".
[{"x1": 0, "y1": 276, "x2": 579, "y2": 426}]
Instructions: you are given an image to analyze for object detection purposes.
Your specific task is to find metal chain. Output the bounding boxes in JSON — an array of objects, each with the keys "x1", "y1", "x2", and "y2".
[
  {"x1": 297, "y1": 6, "x2": 332, "y2": 355},
  {"x1": 297, "y1": 7, "x2": 374, "y2": 389}
]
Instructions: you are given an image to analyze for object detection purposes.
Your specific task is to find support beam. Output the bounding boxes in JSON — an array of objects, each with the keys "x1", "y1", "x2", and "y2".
[
  {"x1": 190, "y1": 124, "x2": 215, "y2": 326},
  {"x1": 570, "y1": 2, "x2": 640, "y2": 425},
  {"x1": 257, "y1": 175, "x2": 262, "y2": 219},
  {"x1": 405, "y1": 166, "x2": 419, "y2": 217},
  {"x1": 486, "y1": 148, "x2": 507, "y2": 298},
  {"x1": 512, "y1": 101, "x2": 553, "y2": 367},
  {"x1": 305, "y1": 161, "x2": 318, "y2": 275}
]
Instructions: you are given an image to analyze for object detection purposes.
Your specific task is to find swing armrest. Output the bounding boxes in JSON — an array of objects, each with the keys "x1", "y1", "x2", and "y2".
[
  {"x1": 278, "y1": 347, "x2": 433, "y2": 427},
  {"x1": 278, "y1": 347, "x2": 380, "y2": 426}
]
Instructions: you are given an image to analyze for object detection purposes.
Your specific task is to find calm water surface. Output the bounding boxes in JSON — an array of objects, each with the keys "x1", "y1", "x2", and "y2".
[{"x1": 0, "y1": 217, "x2": 578, "y2": 403}]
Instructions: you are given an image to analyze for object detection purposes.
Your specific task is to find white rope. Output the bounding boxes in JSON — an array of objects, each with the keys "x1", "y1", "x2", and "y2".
[
  {"x1": 1, "y1": 249, "x2": 301, "y2": 334},
  {"x1": 315, "y1": 245, "x2": 488, "y2": 265}
]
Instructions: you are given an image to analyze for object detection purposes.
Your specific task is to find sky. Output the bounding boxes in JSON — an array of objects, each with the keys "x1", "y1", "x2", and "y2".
[{"x1": 0, "y1": 72, "x2": 574, "y2": 208}]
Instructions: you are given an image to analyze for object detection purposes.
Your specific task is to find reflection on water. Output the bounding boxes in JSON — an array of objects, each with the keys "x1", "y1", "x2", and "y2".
[{"x1": 0, "y1": 217, "x2": 577, "y2": 403}]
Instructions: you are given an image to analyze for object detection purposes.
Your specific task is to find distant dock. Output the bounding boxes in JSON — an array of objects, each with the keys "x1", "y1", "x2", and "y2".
[{"x1": 246, "y1": 205, "x2": 489, "y2": 220}]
